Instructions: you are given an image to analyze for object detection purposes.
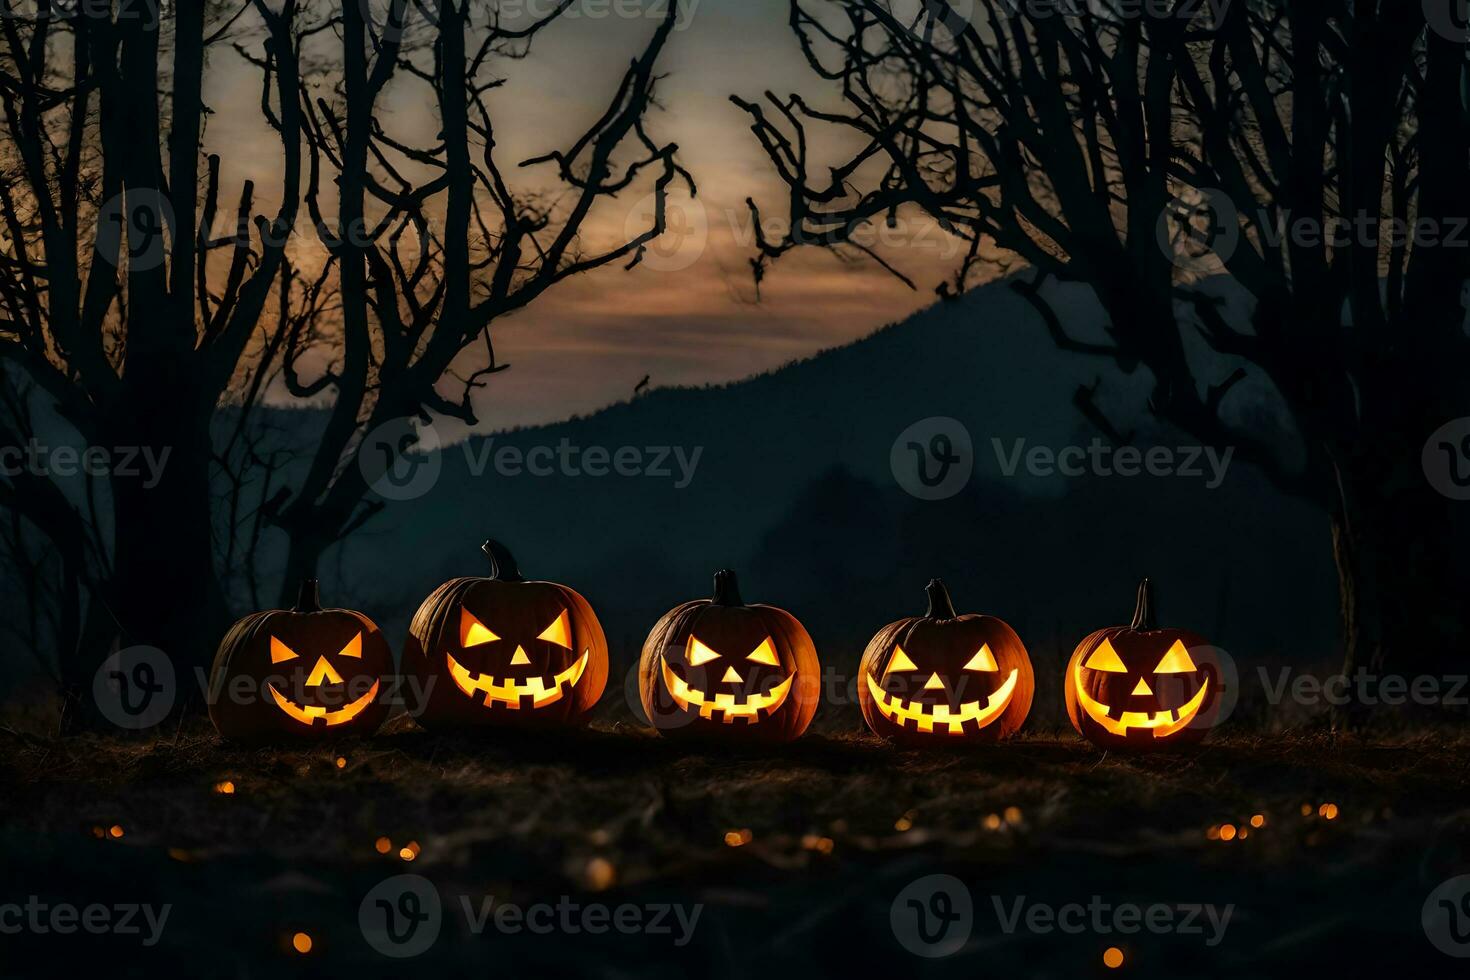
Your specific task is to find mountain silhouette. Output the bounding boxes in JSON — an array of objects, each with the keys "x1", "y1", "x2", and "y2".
[{"x1": 317, "y1": 276, "x2": 1332, "y2": 703}]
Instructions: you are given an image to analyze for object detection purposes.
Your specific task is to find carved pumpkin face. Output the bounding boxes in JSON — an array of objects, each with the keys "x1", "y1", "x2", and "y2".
[
  {"x1": 859, "y1": 580, "x2": 1033, "y2": 743},
  {"x1": 404, "y1": 540, "x2": 608, "y2": 730},
  {"x1": 1065, "y1": 578, "x2": 1221, "y2": 750},
  {"x1": 639, "y1": 570, "x2": 820, "y2": 742},
  {"x1": 209, "y1": 581, "x2": 393, "y2": 741}
]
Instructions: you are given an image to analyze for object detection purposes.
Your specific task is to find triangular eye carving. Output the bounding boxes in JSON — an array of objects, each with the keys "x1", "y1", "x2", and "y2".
[
  {"x1": 1154, "y1": 639, "x2": 1197, "y2": 674},
  {"x1": 885, "y1": 646, "x2": 918, "y2": 675},
  {"x1": 270, "y1": 636, "x2": 300, "y2": 664},
  {"x1": 746, "y1": 637, "x2": 779, "y2": 666},
  {"x1": 687, "y1": 636, "x2": 721, "y2": 666},
  {"x1": 1083, "y1": 638, "x2": 1127, "y2": 672},
  {"x1": 460, "y1": 608, "x2": 499, "y2": 648},
  {"x1": 537, "y1": 610, "x2": 572, "y2": 649},
  {"x1": 963, "y1": 644, "x2": 998, "y2": 672},
  {"x1": 337, "y1": 632, "x2": 363, "y2": 659}
]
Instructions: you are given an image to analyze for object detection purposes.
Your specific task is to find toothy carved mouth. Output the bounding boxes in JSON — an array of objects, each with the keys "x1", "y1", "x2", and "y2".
[
  {"x1": 1073, "y1": 663, "x2": 1210, "y2": 738},
  {"x1": 446, "y1": 649, "x2": 590, "y2": 708},
  {"x1": 866, "y1": 669, "x2": 1019, "y2": 735},
  {"x1": 267, "y1": 680, "x2": 380, "y2": 727},
  {"x1": 660, "y1": 658, "x2": 793, "y2": 724}
]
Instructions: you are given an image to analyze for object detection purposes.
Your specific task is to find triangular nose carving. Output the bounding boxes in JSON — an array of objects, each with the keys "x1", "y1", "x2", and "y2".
[
  {"x1": 722, "y1": 666, "x2": 742, "y2": 684},
  {"x1": 923, "y1": 673, "x2": 945, "y2": 691},
  {"x1": 510, "y1": 646, "x2": 531, "y2": 666},
  {"x1": 306, "y1": 656, "x2": 344, "y2": 688},
  {"x1": 1132, "y1": 678, "x2": 1154, "y2": 696}
]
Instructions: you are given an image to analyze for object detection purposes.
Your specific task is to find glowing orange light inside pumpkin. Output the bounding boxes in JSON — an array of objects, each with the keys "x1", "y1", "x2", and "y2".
[
  {"x1": 292, "y1": 932, "x2": 313, "y2": 954},
  {"x1": 1103, "y1": 946, "x2": 1124, "y2": 968},
  {"x1": 537, "y1": 609, "x2": 573, "y2": 649},
  {"x1": 460, "y1": 608, "x2": 499, "y2": 647}
]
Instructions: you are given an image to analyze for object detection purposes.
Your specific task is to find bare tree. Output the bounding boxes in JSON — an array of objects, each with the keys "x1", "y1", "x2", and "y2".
[
  {"x1": 0, "y1": 0, "x2": 688, "y2": 726},
  {"x1": 259, "y1": 0, "x2": 692, "y2": 596},
  {"x1": 736, "y1": 1, "x2": 1470, "y2": 699}
]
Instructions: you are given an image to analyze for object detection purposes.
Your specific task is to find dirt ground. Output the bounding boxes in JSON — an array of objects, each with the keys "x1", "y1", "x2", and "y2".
[{"x1": 3, "y1": 718, "x2": 1469, "y2": 977}]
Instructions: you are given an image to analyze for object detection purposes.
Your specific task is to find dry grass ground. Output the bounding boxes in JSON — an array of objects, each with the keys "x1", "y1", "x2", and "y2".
[{"x1": 3, "y1": 718, "x2": 1469, "y2": 977}]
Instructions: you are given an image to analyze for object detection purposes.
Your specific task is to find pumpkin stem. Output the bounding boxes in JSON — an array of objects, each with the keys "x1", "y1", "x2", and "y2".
[
  {"x1": 711, "y1": 569, "x2": 745, "y2": 607},
  {"x1": 294, "y1": 579, "x2": 323, "y2": 613},
  {"x1": 924, "y1": 579, "x2": 958, "y2": 620},
  {"x1": 1131, "y1": 578, "x2": 1157, "y2": 630},
  {"x1": 482, "y1": 539, "x2": 525, "y2": 582}
]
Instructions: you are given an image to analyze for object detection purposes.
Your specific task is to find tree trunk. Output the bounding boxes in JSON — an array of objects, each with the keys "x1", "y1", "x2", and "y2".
[
  {"x1": 88, "y1": 412, "x2": 227, "y2": 725},
  {"x1": 1330, "y1": 438, "x2": 1467, "y2": 729}
]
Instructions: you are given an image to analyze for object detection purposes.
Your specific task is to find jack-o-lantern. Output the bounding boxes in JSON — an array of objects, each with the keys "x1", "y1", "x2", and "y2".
[
  {"x1": 403, "y1": 540, "x2": 608, "y2": 730},
  {"x1": 858, "y1": 579, "x2": 1033, "y2": 743},
  {"x1": 209, "y1": 580, "x2": 393, "y2": 741},
  {"x1": 1065, "y1": 578, "x2": 1221, "y2": 750},
  {"x1": 638, "y1": 570, "x2": 820, "y2": 742}
]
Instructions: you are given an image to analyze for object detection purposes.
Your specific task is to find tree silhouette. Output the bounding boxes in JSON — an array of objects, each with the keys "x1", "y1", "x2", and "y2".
[
  {"x1": 0, "y1": 0, "x2": 689, "y2": 727},
  {"x1": 735, "y1": 0, "x2": 1470, "y2": 705}
]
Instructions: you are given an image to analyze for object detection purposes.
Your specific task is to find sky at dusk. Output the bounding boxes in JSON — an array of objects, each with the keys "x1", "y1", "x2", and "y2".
[{"x1": 200, "y1": 0, "x2": 959, "y2": 433}]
